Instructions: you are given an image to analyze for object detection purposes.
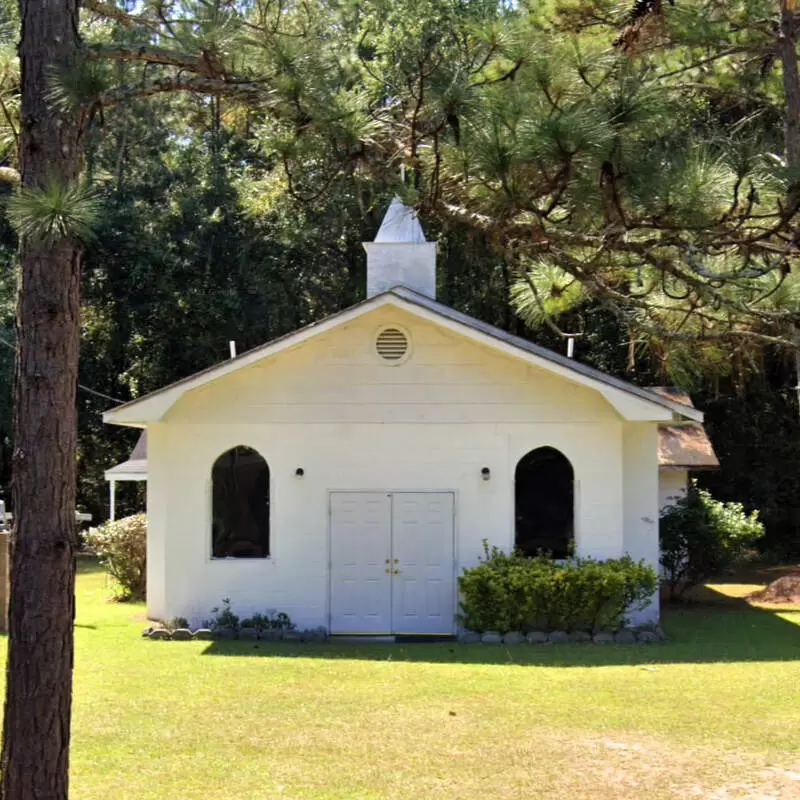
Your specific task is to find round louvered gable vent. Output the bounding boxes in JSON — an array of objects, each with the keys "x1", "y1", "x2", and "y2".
[{"x1": 375, "y1": 326, "x2": 410, "y2": 363}]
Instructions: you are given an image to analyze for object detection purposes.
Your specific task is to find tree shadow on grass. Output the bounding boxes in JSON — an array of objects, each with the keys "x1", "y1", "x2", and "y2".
[
  {"x1": 76, "y1": 554, "x2": 104, "y2": 576},
  {"x1": 201, "y1": 590, "x2": 800, "y2": 667}
]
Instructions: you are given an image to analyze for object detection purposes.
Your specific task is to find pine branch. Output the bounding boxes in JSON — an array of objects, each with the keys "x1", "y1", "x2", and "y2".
[
  {"x1": 650, "y1": 48, "x2": 757, "y2": 82},
  {"x1": 85, "y1": 44, "x2": 220, "y2": 77},
  {"x1": 471, "y1": 58, "x2": 524, "y2": 88},
  {"x1": 439, "y1": 201, "x2": 800, "y2": 329},
  {"x1": 95, "y1": 75, "x2": 268, "y2": 108},
  {"x1": 81, "y1": 0, "x2": 159, "y2": 30},
  {"x1": 561, "y1": 255, "x2": 798, "y2": 347}
]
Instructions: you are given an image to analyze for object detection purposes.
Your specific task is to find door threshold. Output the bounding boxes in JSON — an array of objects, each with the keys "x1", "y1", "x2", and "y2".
[
  {"x1": 329, "y1": 634, "x2": 456, "y2": 644},
  {"x1": 329, "y1": 635, "x2": 395, "y2": 643},
  {"x1": 394, "y1": 634, "x2": 456, "y2": 643}
]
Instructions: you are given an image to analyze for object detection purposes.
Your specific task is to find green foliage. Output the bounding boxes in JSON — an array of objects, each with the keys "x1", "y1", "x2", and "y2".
[
  {"x1": 240, "y1": 611, "x2": 295, "y2": 632},
  {"x1": 0, "y1": 0, "x2": 797, "y2": 568},
  {"x1": 511, "y1": 262, "x2": 587, "y2": 328},
  {"x1": 45, "y1": 54, "x2": 111, "y2": 114},
  {"x1": 168, "y1": 616, "x2": 190, "y2": 631},
  {"x1": 207, "y1": 600, "x2": 296, "y2": 632},
  {"x1": 696, "y1": 376, "x2": 800, "y2": 561},
  {"x1": 83, "y1": 513, "x2": 147, "y2": 601},
  {"x1": 0, "y1": 35, "x2": 19, "y2": 164},
  {"x1": 8, "y1": 179, "x2": 100, "y2": 244},
  {"x1": 208, "y1": 597, "x2": 240, "y2": 631},
  {"x1": 458, "y1": 541, "x2": 657, "y2": 633},
  {"x1": 660, "y1": 481, "x2": 765, "y2": 599}
]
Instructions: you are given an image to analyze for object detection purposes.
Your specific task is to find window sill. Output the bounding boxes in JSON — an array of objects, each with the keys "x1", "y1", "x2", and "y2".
[{"x1": 209, "y1": 556, "x2": 273, "y2": 562}]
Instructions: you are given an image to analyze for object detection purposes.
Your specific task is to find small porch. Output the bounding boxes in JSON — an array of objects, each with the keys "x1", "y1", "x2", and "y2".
[{"x1": 104, "y1": 431, "x2": 147, "y2": 521}]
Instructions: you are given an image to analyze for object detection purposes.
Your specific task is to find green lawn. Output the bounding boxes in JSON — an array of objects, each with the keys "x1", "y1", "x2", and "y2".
[{"x1": 3, "y1": 560, "x2": 800, "y2": 800}]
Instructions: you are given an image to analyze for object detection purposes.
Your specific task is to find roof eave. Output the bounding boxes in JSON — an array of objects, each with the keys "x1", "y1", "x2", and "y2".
[
  {"x1": 103, "y1": 289, "x2": 702, "y2": 426},
  {"x1": 103, "y1": 295, "x2": 399, "y2": 425}
]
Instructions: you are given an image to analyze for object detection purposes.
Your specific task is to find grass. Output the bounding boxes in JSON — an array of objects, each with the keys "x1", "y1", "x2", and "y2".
[{"x1": 2, "y1": 559, "x2": 800, "y2": 799}]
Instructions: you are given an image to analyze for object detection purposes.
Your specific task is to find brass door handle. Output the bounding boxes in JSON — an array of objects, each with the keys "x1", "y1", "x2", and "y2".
[
  {"x1": 393, "y1": 558, "x2": 399, "y2": 564},
  {"x1": 385, "y1": 558, "x2": 391, "y2": 564},
  {"x1": 393, "y1": 569, "x2": 400, "y2": 575}
]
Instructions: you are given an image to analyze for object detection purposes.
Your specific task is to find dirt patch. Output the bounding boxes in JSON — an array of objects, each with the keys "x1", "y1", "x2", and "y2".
[{"x1": 748, "y1": 573, "x2": 800, "y2": 605}]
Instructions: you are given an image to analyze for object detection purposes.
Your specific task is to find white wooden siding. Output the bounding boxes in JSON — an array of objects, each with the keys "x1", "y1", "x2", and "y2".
[
  {"x1": 622, "y1": 423, "x2": 660, "y2": 625},
  {"x1": 166, "y1": 307, "x2": 617, "y2": 426},
  {"x1": 659, "y1": 470, "x2": 688, "y2": 511},
  {"x1": 146, "y1": 305, "x2": 658, "y2": 627}
]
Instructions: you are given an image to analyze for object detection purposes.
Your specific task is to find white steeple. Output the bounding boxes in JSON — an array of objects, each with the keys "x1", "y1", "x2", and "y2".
[{"x1": 363, "y1": 197, "x2": 437, "y2": 299}]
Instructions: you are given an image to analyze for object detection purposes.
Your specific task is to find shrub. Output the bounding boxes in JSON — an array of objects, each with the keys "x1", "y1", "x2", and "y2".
[
  {"x1": 208, "y1": 597, "x2": 240, "y2": 631},
  {"x1": 84, "y1": 514, "x2": 147, "y2": 601},
  {"x1": 458, "y1": 542, "x2": 657, "y2": 633},
  {"x1": 240, "y1": 611, "x2": 296, "y2": 632},
  {"x1": 207, "y1": 600, "x2": 296, "y2": 633},
  {"x1": 660, "y1": 482, "x2": 765, "y2": 599}
]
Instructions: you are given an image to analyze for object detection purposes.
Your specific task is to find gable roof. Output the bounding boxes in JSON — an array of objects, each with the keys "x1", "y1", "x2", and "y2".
[{"x1": 103, "y1": 287, "x2": 704, "y2": 426}]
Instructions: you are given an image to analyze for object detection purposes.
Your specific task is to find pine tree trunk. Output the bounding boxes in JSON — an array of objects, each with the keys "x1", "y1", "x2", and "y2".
[
  {"x1": 777, "y1": 0, "x2": 800, "y2": 419},
  {"x1": 779, "y1": 0, "x2": 800, "y2": 172},
  {"x1": 1, "y1": 1, "x2": 83, "y2": 798}
]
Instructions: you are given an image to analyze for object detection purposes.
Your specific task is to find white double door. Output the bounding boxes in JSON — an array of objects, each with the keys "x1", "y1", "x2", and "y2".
[{"x1": 330, "y1": 492, "x2": 455, "y2": 635}]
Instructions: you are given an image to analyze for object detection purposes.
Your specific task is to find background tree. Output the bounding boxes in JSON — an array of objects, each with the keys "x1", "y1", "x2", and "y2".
[
  {"x1": 3, "y1": 6, "x2": 800, "y2": 794},
  {"x1": 1, "y1": 0, "x2": 86, "y2": 796},
  {"x1": 39, "y1": 0, "x2": 800, "y2": 554},
  {"x1": 0, "y1": 0, "x2": 18, "y2": 512},
  {"x1": 59, "y1": 0, "x2": 800, "y2": 357}
]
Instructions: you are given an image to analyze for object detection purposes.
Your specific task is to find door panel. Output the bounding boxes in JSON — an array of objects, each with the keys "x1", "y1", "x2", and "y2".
[
  {"x1": 391, "y1": 493, "x2": 455, "y2": 634},
  {"x1": 330, "y1": 493, "x2": 392, "y2": 634},
  {"x1": 330, "y1": 491, "x2": 455, "y2": 635}
]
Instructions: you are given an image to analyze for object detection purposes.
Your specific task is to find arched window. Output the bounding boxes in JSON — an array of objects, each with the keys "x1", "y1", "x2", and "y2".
[
  {"x1": 212, "y1": 446, "x2": 270, "y2": 558},
  {"x1": 515, "y1": 447, "x2": 574, "y2": 559}
]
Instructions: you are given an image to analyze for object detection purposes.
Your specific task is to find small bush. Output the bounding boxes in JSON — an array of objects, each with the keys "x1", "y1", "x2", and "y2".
[
  {"x1": 240, "y1": 611, "x2": 296, "y2": 632},
  {"x1": 84, "y1": 514, "x2": 147, "y2": 601},
  {"x1": 207, "y1": 600, "x2": 296, "y2": 633},
  {"x1": 458, "y1": 542, "x2": 657, "y2": 633},
  {"x1": 660, "y1": 482, "x2": 765, "y2": 599},
  {"x1": 208, "y1": 598, "x2": 240, "y2": 631}
]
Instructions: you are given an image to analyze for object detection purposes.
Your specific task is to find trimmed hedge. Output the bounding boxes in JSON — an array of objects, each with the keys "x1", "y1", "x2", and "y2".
[{"x1": 458, "y1": 542, "x2": 657, "y2": 633}]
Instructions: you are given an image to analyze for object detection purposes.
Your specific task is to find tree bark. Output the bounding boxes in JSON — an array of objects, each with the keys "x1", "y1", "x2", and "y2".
[
  {"x1": 779, "y1": 0, "x2": 800, "y2": 174},
  {"x1": 1, "y1": 1, "x2": 83, "y2": 798},
  {"x1": 777, "y1": 0, "x2": 800, "y2": 419}
]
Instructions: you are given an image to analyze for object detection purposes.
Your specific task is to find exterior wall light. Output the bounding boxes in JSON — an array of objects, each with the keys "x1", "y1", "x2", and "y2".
[
  {"x1": 481, "y1": 466, "x2": 491, "y2": 481},
  {"x1": 295, "y1": 468, "x2": 305, "y2": 477}
]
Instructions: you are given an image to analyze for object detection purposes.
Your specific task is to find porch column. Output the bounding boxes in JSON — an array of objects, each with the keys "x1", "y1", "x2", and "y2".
[{"x1": 109, "y1": 479, "x2": 117, "y2": 522}]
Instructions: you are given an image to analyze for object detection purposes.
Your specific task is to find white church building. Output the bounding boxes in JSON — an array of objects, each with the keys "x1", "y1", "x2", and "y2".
[{"x1": 104, "y1": 199, "x2": 716, "y2": 634}]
